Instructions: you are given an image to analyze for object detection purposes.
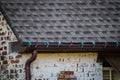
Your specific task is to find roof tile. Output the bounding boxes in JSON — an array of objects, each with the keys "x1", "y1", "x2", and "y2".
[{"x1": 0, "y1": 0, "x2": 120, "y2": 43}]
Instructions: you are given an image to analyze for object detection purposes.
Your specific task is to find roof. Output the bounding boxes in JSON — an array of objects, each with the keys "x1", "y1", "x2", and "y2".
[{"x1": 0, "y1": 0, "x2": 120, "y2": 47}]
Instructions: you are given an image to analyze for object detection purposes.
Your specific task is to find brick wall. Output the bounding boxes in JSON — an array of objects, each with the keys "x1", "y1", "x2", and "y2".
[{"x1": 0, "y1": 11, "x2": 21, "y2": 80}]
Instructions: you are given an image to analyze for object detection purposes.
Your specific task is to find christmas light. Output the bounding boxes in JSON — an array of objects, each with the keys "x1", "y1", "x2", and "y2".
[
  {"x1": 28, "y1": 40, "x2": 31, "y2": 46},
  {"x1": 81, "y1": 41, "x2": 84, "y2": 47},
  {"x1": 104, "y1": 41, "x2": 108, "y2": 48},
  {"x1": 69, "y1": 41, "x2": 73, "y2": 47},
  {"x1": 46, "y1": 40, "x2": 49, "y2": 47},
  {"x1": 69, "y1": 41, "x2": 73, "y2": 44},
  {"x1": 92, "y1": 41, "x2": 96, "y2": 47},
  {"x1": 10, "y1": 23, "x2": 15, "y2": 28},
  {"x1": 115, "y1": 40, "x2": 119, "y2": 47},
  {"x1": 35, "y1": 40, "x2": 39, "y2": 45},
  {"x1": 58, "y1": 41, "x2": 61, "y2": 47}
]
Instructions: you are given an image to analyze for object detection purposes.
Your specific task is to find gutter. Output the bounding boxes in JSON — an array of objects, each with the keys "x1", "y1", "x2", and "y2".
[
  {"x1": 25, "y1": 50, "x2": 37, "y2": 80},
  {"x1": 22, "y1": 42, "x2": 120, "y2": 48},
  {"x1": 22, "y1": 41, "x2": 120, "y2": 53}
]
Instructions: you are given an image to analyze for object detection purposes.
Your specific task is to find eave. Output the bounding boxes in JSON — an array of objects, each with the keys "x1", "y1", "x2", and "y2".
[{"x1": 21, "y1": 42, "x2": 120, "y2": 53}]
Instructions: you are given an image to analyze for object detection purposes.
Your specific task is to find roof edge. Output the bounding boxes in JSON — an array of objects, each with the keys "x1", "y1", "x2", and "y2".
[
  {"x1": 22, "y1": 41, "x2": 120, "y2": 47},
  {"x1": 0, "y1": 4, "x2": 21, "y2": 42},
  {"x1": 20, "y1": 41, "x2": 120, "y2": 53},
  {"x1": 21, "y1": 46, "x2": 120, "y2": 53}
]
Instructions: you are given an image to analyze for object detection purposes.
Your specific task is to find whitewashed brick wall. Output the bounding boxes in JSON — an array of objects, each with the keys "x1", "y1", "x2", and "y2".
[
  {"x1": 30, "y1": 53, "x2": 103, "y2": 80},
  {"x1": 0, "y1": 11, "x2": 18, "y2": 80}
]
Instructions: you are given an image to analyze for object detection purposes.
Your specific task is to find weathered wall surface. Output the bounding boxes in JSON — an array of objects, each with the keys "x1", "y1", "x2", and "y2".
[
  {"x1": 30, "y1": 53, "x2": 102, "y2": 80},
  {"x1": 0, "y1": 11, "x2": 19, "y2": 80},
  {"x1": 6, "y1": 53, "x2": 102, "y2": 80}
]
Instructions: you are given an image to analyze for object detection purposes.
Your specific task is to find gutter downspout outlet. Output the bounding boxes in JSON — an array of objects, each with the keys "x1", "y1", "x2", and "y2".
[{"x1": 25, "y1": 50, "x2": 37, "y2": 80}]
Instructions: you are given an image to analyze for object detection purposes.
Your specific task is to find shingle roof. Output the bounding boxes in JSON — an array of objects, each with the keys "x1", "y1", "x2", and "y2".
[{"x1": 0, "y1": 0, "x2": 120, "y2": 46}]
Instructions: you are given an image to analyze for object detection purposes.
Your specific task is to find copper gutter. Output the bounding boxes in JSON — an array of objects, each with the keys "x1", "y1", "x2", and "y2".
[
  {"x1": 23, "y1": 46, "x2": 120, "y2": 53},
  {"x1": 25, "y1": 50, "x2": 37, "y2": 80}
]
